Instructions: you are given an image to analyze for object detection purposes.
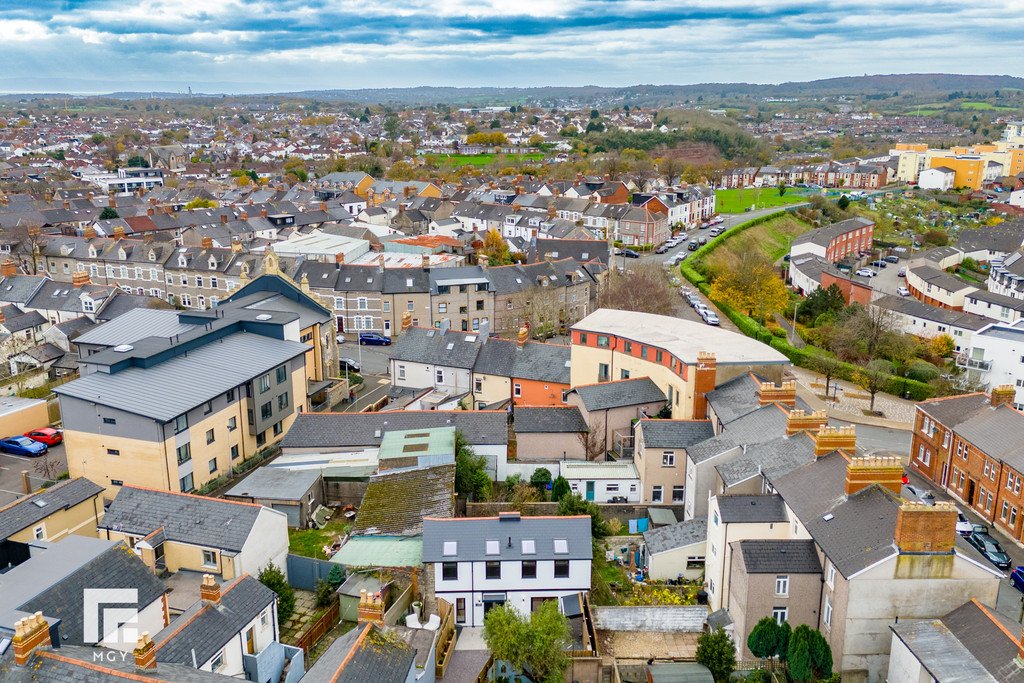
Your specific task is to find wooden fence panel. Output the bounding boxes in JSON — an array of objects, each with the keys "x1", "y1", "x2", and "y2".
[{"x1": 295, "y1": 600, "x2": 340, "y2": 658}]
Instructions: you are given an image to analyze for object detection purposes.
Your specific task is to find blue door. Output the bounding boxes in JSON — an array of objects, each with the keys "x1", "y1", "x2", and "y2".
[{"x1": 585, "y1": 481, "x2": 595, "y2": 501}]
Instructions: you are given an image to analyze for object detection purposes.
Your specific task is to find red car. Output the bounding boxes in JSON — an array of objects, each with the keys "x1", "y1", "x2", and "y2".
[{"x1": 24, "y1": 427, "x2": 62, "y2": 446}]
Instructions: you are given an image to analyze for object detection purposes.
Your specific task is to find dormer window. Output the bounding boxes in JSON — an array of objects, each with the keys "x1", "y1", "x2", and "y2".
[
  {"x1": 148, "y1": 250, "x2": 156, "y2": 262},
  {"x1": 88, "y1": 246, "x2": 97, "y2": 258},
  {"x1": 209, "y1": 257, "x2": 217, "y2": 270},
  {"x1": 178, "y1": 256, "x2": 187, "y2": 267},
  {"x1": 118, "y1": 248, "x2": 126, "y2": 260}
]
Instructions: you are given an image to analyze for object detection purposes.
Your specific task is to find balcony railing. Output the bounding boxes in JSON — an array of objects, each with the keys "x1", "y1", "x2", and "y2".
[{"x1": 955, "y1": 356, "x2": 991, "y2": 371}]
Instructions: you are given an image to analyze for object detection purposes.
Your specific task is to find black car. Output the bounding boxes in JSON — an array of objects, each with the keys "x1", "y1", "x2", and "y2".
[
  {"x1": 884, "y1": 255, "x2": 900, "y2": 264},
  {"x1": 968, "y1": 524, "x2": 1012, "y2": 569},
  {"x1": 655, "y1": 245, "x2": 669, "y2": 254},
  {"x1": 622, "y1": 249, "x2": 641, "y2": 258},
  {"x1": 688, "y1": 240, "x2": 698, "y2": 251},
  {"x1": 869, "y1": 260, "x2": 887, "y2": 268}
]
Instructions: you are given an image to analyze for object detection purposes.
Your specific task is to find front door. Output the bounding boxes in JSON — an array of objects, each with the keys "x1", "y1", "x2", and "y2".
[
  {"x1": 384, "y1": 319, "x2": 391, "y2": 335},
  {"x1": 245, "y1": 627, "x2": 255, "y2": 655},
  {"x1": 585, "y1": 481, "x2": 595, "y2": 501},
  {"x1": 967, "y1": 478, "x2": 976, "y2": 506}
]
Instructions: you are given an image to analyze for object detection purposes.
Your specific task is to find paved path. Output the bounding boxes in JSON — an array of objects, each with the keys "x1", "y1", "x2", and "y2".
[
  {"x1": 773, "y1": 312, "x2": 805, "y2": 348},
  {"x1": 787, "y1": 365, "x2": 915, "y2": 430}
]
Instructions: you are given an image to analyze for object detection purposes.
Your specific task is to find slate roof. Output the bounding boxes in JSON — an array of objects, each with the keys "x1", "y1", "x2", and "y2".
[
  {"x1": 0, "y1": 477, "x2": 103, "y2": 541},
  {"x1": 955, "y1": 404, "x2": 1024, "y2": 472},
  {"x1": 570, "y1": 377, "x2": 666, "y2": 412},
  {"x1": 17, "y1": 539, "x2": 167, "y2": 645},
  {"x1": 515, "y1": 406, "x2": 588, "y2": 434},
  {"x1": 302, "y1": 622, "x2": 415, "y2": 683},
  {"x1": 737, "y1": 539, "x2": 822, "y2": 574},
  {"x1": 714, "y1": 432, "x2": 816, "y2": 488},
  {"x1": 917, "y1": 393, "x2": 992, "y2": 428},
  {"x1": 643, "y1": 518, "x2": 707, "y2": 555},
  {"x1": 687, "y1": 403, "x2": 790, "y2": 464},
  {"x1": 792, "y1": 216, "x2": 874, "y2": 248},
  {"x1": 957, "y1": 221, "x2": 1024, "y2": 254},
  {"x1": 422, "y1": 514, "x2": 591, "y2": 563},
  {"x1": 282, "y1": 410, "x2": 509, "y2": 449},
  {"x1": 354, "y1": 464, "x2": 455, "y2": 537},
  {"x1": 0, "y1": 645, "x2": 235, "y2": 683},
  {"x1": 99, "y1": 486, "x2": 263, "y2": 552},
  {"x1": 874, "y1": 294, "x2": 989, "y2": 331},
  {"x1": 638, "y1": 419, "x2": 714, "y2": 449},
  {"x1": 154, "y1": 575, "x2": 276, "y2": 668},
  {"x1": 716, "y1": 495, "x2": 790, "y2": 524},
  {"x1": 938, "y1": 599, "x2": 1024, "y2": 682},
  {"x1": 389, "y1": 326, "x2": 481, "y2": 369},
  {"x1": 705, "y1": 373, "x2": 764, "y2": 425}
]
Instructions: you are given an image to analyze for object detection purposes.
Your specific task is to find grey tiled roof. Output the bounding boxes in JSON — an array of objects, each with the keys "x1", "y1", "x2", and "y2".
[
  {"x1": 705, "y1": 373, "x2": 763, "y2": 425},
  {"x1": 514, "y1": 406, "x2": 588, "y2": 434},
  {"x1": 687, "y1": 404, "x2": 790, "y2": 464},
  {"x1": 571, "y1": 377, "x2": 665, "y2": 412},
  {"x1": 155, "y1": 575, "x2": 276, "y2": 668},
  {"x1": 874, "y1": 294, "x2": 988, "y2": 331},
  {"x1": 354, "y1": 465, "x2": 455, "y2": 537},
  {"x1": 303, "y1": 622, "x2": 415, "y2": 683},
  {"x1": 955, "y1": 404, "x2": 1024, "y2": 472},
  {"x1": 714, "y1": 432, "x2": 816, "y2": 488},
  {"x1": 99, "y1": 486, "x2": 262, "y2": 552},
  {"x1": 389, "y1": 326, "x2": 481, "y2": 369},
  {"x1": 0, "y1": 645, "x2": 235, "y2": 683},
  {"x1": 643, "y1": 518, "x2": 707, "y2": 555},
  {"x1": 422, "y1": 515, "x2": 591, "y2": 563},
  {"x1": 638, "y1": 419, "x2": 714, "y2": 449},
  {"x1": 19, "y1": 540, "x2": 167, "y2": 645},
  {"x1": 715, "y1": 495, "x2": 789, "y2": 524},
  {"x1": 0, "y1": 477, "x2": 103, "y2": 541},
  {"x1": 917, "y1": 393, "x2": 992, "y2": 428},
  {"x1": 737, "y1": 539, "x2": 822, "y2": 574},
  {"x1": 282, "y1": 410, "x2": 509, "y2": 449}
]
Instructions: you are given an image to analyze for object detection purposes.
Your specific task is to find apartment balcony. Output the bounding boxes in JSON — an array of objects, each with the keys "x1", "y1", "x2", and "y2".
[{"x1": 955, "y1": 355, "x2": 991, "y2": 371}]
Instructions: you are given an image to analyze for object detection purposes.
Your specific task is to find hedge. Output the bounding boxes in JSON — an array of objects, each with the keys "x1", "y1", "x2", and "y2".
[{"x1": 678, "y1": 212, "x2": 936, "y2": 403}]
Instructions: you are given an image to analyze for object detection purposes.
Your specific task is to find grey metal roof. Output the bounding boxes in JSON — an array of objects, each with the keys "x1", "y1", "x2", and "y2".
[
  {"x1": 99, "y1": 486, "x2": 263, "y2": 552},
  {"x1": 0, "y1": 477, "x2": 103, "y2": 541},
  {"x1": 890, "y1": 618, "x2": 999, "y2": 683},
  {"x1": 716, "y1": 495, "x2": 789, "y2": 524},
  {"x1": 422, "y1": 514, "x2": 591, "y2": 563},
  {"x1": 303, "y1": 622, "x2": 415, "y2": 683},
  {"x1": 917, "y1": 393, "x2": 992, "y2": 428},
  {"x1": 55, "y1": 332, "x2": 310, "y2": 422},
  {"x1": 591, "y1": 606, "x2": 707, "y2": 633},
  {"x1": 282, "y1": 410, "x2": 509, "y2": 449},
  {"x1": 223, "y1": 467, "x2": 321, "y2": 502},
  {"x1": 955, "y1": 404, "x2": 1024, "y2": 472},
  {"x1": 154, "y1": 575, "x2": 276, "y2": 668},
  {"x1": 737, "y1": 539, "x2": 822, "y2": 574},
  {"x1": 571, "y1": 377, "x2": 666, "y2": 412},
  {"x1": 514, "y1": 406, "x2": 588, "y2": 434},
  {"x1": 638, "y1": 419, "x2": 714, "y2": 449},
  {"x1": 643, "y1": 518, "x2": 707, "y2": 555}
]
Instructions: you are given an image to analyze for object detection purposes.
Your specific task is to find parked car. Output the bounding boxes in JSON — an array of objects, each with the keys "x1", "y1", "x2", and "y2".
[
  {"x1": 655, "y1": 245, "x2": 669, "y2": 254},
  {"x1": 869, "y1": 260, "x2": 888, "y2": 268},
  {"x1": 703, "y1": 312, "x2": 720, "y2": 326},
  {"x1": 335, "y1": 334, "x2": 346, "y2": 344},
  {"x1": 898, "y1": 268, "x2": 906, "y2": 277},
  {"x1": 855, "y1": 268, "x2": 877, "y2": 277},
  {"x1": 677, "y1": 232, "x2": 688, "y2": 240},
  {"x1": 688, "y1": 240, "x2": 699, "y2": 251},
  {"x1": 968, "y1": 524, "x2": 1012, "y2": 569},
  {"x1": 358, "y1": 332, "x2": 392, "y2": 346},
  {"x1": 339, "y1": 357, "x2": 361, "y2": 373},
  {"x1": 709, "y1": 227, "x2": 723, "y2": 237},
  {"x1": 956, "y1": 510, "x2": 973, "y2": 536},
  {"x1": 613, "y1": 247, "x2": 622, "y2": 255},
  {"x1": 884, "y1": 255, "x2": 900, "y2": 264},
  {"x1": 902, "y1": 484, "x2": 936, "y2": 505},
  {"x1": 897, "y1": 287, "x2": 910, "y2": 297},
  {"x1": 0, "y1": 436, "x2": 47, "y2": 457},
  {"x1": 698, "y1": 236, "x2": 709, "y2": 245},
  {"x1": 24, "y1": 428, "x2": 62, "y2": 446},
  {"x1": 1010, "y1": 566, "x2": 1024, "y2": 592},
  {"x1": 622, "y1": 249, "x2": 641, "y2": 258}
]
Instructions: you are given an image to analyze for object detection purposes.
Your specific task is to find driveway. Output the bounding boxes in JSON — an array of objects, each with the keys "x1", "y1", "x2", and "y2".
[{"x1": 0, "y1": 442, "x2": 67, "y2": 506}]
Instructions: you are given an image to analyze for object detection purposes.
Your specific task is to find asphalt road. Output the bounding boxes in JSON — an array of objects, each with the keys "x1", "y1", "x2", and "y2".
[
  {"x1": 337, "y1": 340, "x2": 392, "y2": 376},
  {"x1": 831, "y1": 420, "x2": 912, "y2": 459},
  {"x1": 0, "y1": 442, "x2": 67, "y2": 506}
]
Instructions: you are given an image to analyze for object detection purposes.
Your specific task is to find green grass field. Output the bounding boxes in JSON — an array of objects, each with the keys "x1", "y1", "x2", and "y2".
[
  {"x1": 715, "y1": 188, "x2": 806, "y2": 213},
  {"x1": 433, "y1": 153, "x2": 544, "y2": 166},
  {"x1": 962, "y1": 101, "x2": 1018, "y2": 111},
  {"x1": 704, "y1": 213, "x2": 814, "y2": 270}
]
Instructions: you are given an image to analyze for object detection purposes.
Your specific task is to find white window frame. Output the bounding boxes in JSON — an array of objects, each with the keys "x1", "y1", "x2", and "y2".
[{"x1": 775, "y1": 575, "x2": 789, "y2": 596}]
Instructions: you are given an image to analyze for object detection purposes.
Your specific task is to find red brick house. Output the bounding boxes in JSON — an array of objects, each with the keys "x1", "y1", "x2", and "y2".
[{"x1": 820, "y1": 271, "x2": 872, "y2": 306}]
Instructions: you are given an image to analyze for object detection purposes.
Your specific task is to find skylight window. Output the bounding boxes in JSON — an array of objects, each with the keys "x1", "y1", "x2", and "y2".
[
  {"x1": 486, "y1": 540, "x2": 500, "y2": 555},
  {"x1": 521, "y1": 539, "x2": 536, "y2": 554},
  {"x1": 443, "y1": 541, "x2": 457, "y2": 556},
  {"x1": 553, "y1": 539, "x2": 569, "y2": 554}
]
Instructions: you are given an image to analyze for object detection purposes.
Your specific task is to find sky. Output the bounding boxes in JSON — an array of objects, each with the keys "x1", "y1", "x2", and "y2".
[{"x1": 1, "y1": 0, "x2": 1023, "y2": 94}]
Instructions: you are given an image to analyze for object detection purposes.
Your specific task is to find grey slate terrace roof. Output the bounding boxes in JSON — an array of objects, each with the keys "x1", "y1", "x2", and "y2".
[
  {"x1": 514, "y1": 406, "x2": 588, "y2": 434},
  {"x1": 422, "y1": 515, "x2": 591, "y2": 563},
  {"x1": 154, "y1": 575, "x2": 276, "y2": 668},
  {"x1": 282, "y1": 410, "x2": 509, "y2": 449},
  {"x1": 792, "y1": 216, "x2": 873, "y2": 248},
  {"x1": 389, "y1": 326, "x2": 481, "y2": 369},
  {"x1": 571, "y1": 377, "x2": 666, "y2": 412},
  {"x1": 917, "y1": 393, "x2": 992, "y2": 428},
  {"x1": 687, "y1": 403, "x2": 790, "y2": 464},
  {"x1": 910, "y1": 264, "x2": 976, "y2": 294},
  {"x1": 638, "y1": 419, "x2": 714, "y2": 449},
  {"x1": 737, "y1": 539, "x2": 822, "y2": 574},
  {"x1": 715, "y1": 432, "x2": 816, "y2": 488},
  {"x1": 0, "y1": 477, "x2": 103, "y2": 541},
  {"x1": 955, "y1": 404, "x2": 1024, "y2": 471},
  {"x1": 705, "y1": 373, "x2": 764, "y2": 425},
  {"x1": 55, "y1": 332, "x2": 310, "y2": 422},
  {"x1": 874, "y1": 294, "x2": 989, "y2": 331},
  {"x1": 965, "y1": 288, "x2": 1024, "y2": 312},
  {"x1": 643, "y1": 518, "x2": 707, "y2": 555},
  {"x1": 938, "y1": 600, "x2": 1024, "y2": 682},
  {"x1": 99, "y1": 486, "x2": 262, "y2": 552},
  {"x1": 956, "y1": 221, "x2": 1024, "y2": 254},
  {"x1": 0, "y1": 645, "x2": 236, "y2": 683},
  {"x1": 223, "y1": 466, "x2": 321, "y2": 501},
  {"x1": 303, "y1": 622, "x2": 416, "y2": 683},
  {"x1": 716, "y1": 495, "x2": 789, "y2": 524},
  {"x1": 16, "y1": 539, "x2": 167, "y2": 645}
]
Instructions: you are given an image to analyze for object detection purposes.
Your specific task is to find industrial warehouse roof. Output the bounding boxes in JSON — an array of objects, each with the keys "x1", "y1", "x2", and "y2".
[{"x1": 54, "y1": 332, "x2": 310, "y2": 422}]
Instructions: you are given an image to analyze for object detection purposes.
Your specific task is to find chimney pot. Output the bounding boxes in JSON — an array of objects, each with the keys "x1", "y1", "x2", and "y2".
[
  {"x1": 199, "y1": 573, "x2": 221, "y2": 606},
  {"x1": 992, "y1": 385, "x2": 1015, "y2": 408},
  {"x1": 134, "y1": 632, "x2": 157, "y2": 672},
  {"x1": 895, "y1": 501, "x2": 956, "y2": 553},
  {"x1": 13, "y1": 612, "x2": 51, "y2": 666},
  {"x1": 692, "y1": 351, "x2": 716, "y2": 419}
]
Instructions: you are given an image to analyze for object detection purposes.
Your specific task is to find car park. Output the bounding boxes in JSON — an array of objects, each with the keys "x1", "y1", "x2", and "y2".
[
  {"x1": 0, "y1": 436, "x2": 47, "y2": 457},
  {"x1": 24, "y1": 428, "x2": 62, "y2": 446},
  {"x1": 897, "y1": 287, "x2": 910, "y2": 297},
  {"x1": 884, "y1": 255, "x2": 900, "y2": 264},
  {"x1": 358, "y1": 332, "x2": 392, "y2": 345},
  {"x1": 855, "y1": 268, "x2": 877, "y2": 277},
  {"x1": 968, "y1": 524, "x2": 1012, "y2": 569}
]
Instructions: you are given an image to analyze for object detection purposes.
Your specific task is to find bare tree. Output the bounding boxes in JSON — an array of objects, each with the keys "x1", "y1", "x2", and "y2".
[
  {"x1": 577, "y1": 419, "x2": 607, "y2": 461},
  {"x1": 855, "y1": 359, "x2": 894, "y2": 412},
  {"x1": 507, "y1": 285, "x2": 565, "y2": 340},
  {"x1": 598, "y1": 262, "x2": 675, "y2": 316},
  {"x1": 33, "y1": 453, "x2": 65, "y2": 483}
]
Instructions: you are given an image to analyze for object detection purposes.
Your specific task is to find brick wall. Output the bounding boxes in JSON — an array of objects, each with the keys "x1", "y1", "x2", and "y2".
[{"x1": 895, "y1": 502, "x2": 956, "y2": 553}]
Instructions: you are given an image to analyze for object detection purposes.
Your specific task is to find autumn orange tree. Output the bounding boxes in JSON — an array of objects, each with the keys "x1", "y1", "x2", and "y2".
[
  {"x1": 709, "y1": 253, "x2": 790, "y2": 334},
  {"x1": 479, "y1": 229, "x2": 514, "y2": 265}
]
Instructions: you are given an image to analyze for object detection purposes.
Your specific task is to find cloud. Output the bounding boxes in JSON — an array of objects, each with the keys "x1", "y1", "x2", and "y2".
[{"x1": 0, "y1": 0, "x2": 1021, "y2": 93}]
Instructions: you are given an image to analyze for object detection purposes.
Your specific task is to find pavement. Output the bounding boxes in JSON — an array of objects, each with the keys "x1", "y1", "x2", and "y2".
[
  {"x1": 788, "y1": 365, "x2": 917, "y2": 429},
  {"x1": 0, "y1": 442, "x2": 67, "y2": 506}
]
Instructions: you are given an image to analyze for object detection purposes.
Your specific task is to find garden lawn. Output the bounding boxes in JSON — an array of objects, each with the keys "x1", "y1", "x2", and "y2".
[
  {"x1": 288, "y1": 519, "x2": 352, "y2": 559},
  {"x1": 704, "y1": 213, "x2": 813, "y2": 271},
  {"x1": 436, "y1": 153, "x2": 543, "y2": 166},
  {"x1": 715, "y1": 188, "x2": 806, "y2": 213}
]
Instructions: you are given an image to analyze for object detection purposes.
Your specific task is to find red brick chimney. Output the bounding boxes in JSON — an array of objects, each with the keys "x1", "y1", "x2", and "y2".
[
  {"x1": 814, "y1": 425, "x2": 856, "y2": 457},
  {"x1": 1, "y1": 260, "x2": 17, "y2": 278},
  {"x1": 517, "y1": 326, "x2": 529, "y2": 348},
  {"x1": 261, "y1": 209, "x2": 268, "y2": 218},
  {"x1": 895, "y1": 501, "x2": 956, "y2": 553},
  {"x1": 401, "y1": 311, "x2": 412, "y2": 332},
  {"x1": 547, "y1": 205, "x2": 556, "y2": 219},
  {"x1": 240, "y1": 211, "x2": 249, "y2": 220},
  {"x1": 202, "y1": 236, "x2": 213, "y2": 250},
  {"x1": 133, "y1": 632, "x2": 157, "y2": 672},
  {"x1": 991, "y1": 385, "x2": 1015, "y2": 408},
  {"x1": 147, "y1": 207, "x2": 155, "y2": 216},
  {"x1": 83, "y1": 226, "x2": 96, "y2": 240},
  {"x1": 692, "y1": 352, "x2": 716, "y2": 419},
  {"x1": 757, "y1": 380, "x2": 797, "y2": 407},
  {"x1": 72, "y1": 271, "x2": 90, "y2": 288},
  {"x1": 845, "y1": 454, "x2": 903, "y2": 495},
  {"x1": 150, "y1": 197, "x2": 157, "y2": 205},
  {"x1": 336, "y1": 252, "x2": 346, "y2": 265},
  {"x1": 113, "y1": 226, "x2": 124, "y2": 241},
  {"x1": 220, "y1": 214, "x2": 228, "y2": 224},
  {"x1": 199, "y1": 574, "x2": 221, "y2": 606},
  {"x1": 785, "y1": 408, "x2": 828, "y2": 436},
  {"x1": 13, "y1": 612, "x2": 51, "y2": 666},
  {"x1": 109, "y1": 197, "x2": 117, "y2": 209}
]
